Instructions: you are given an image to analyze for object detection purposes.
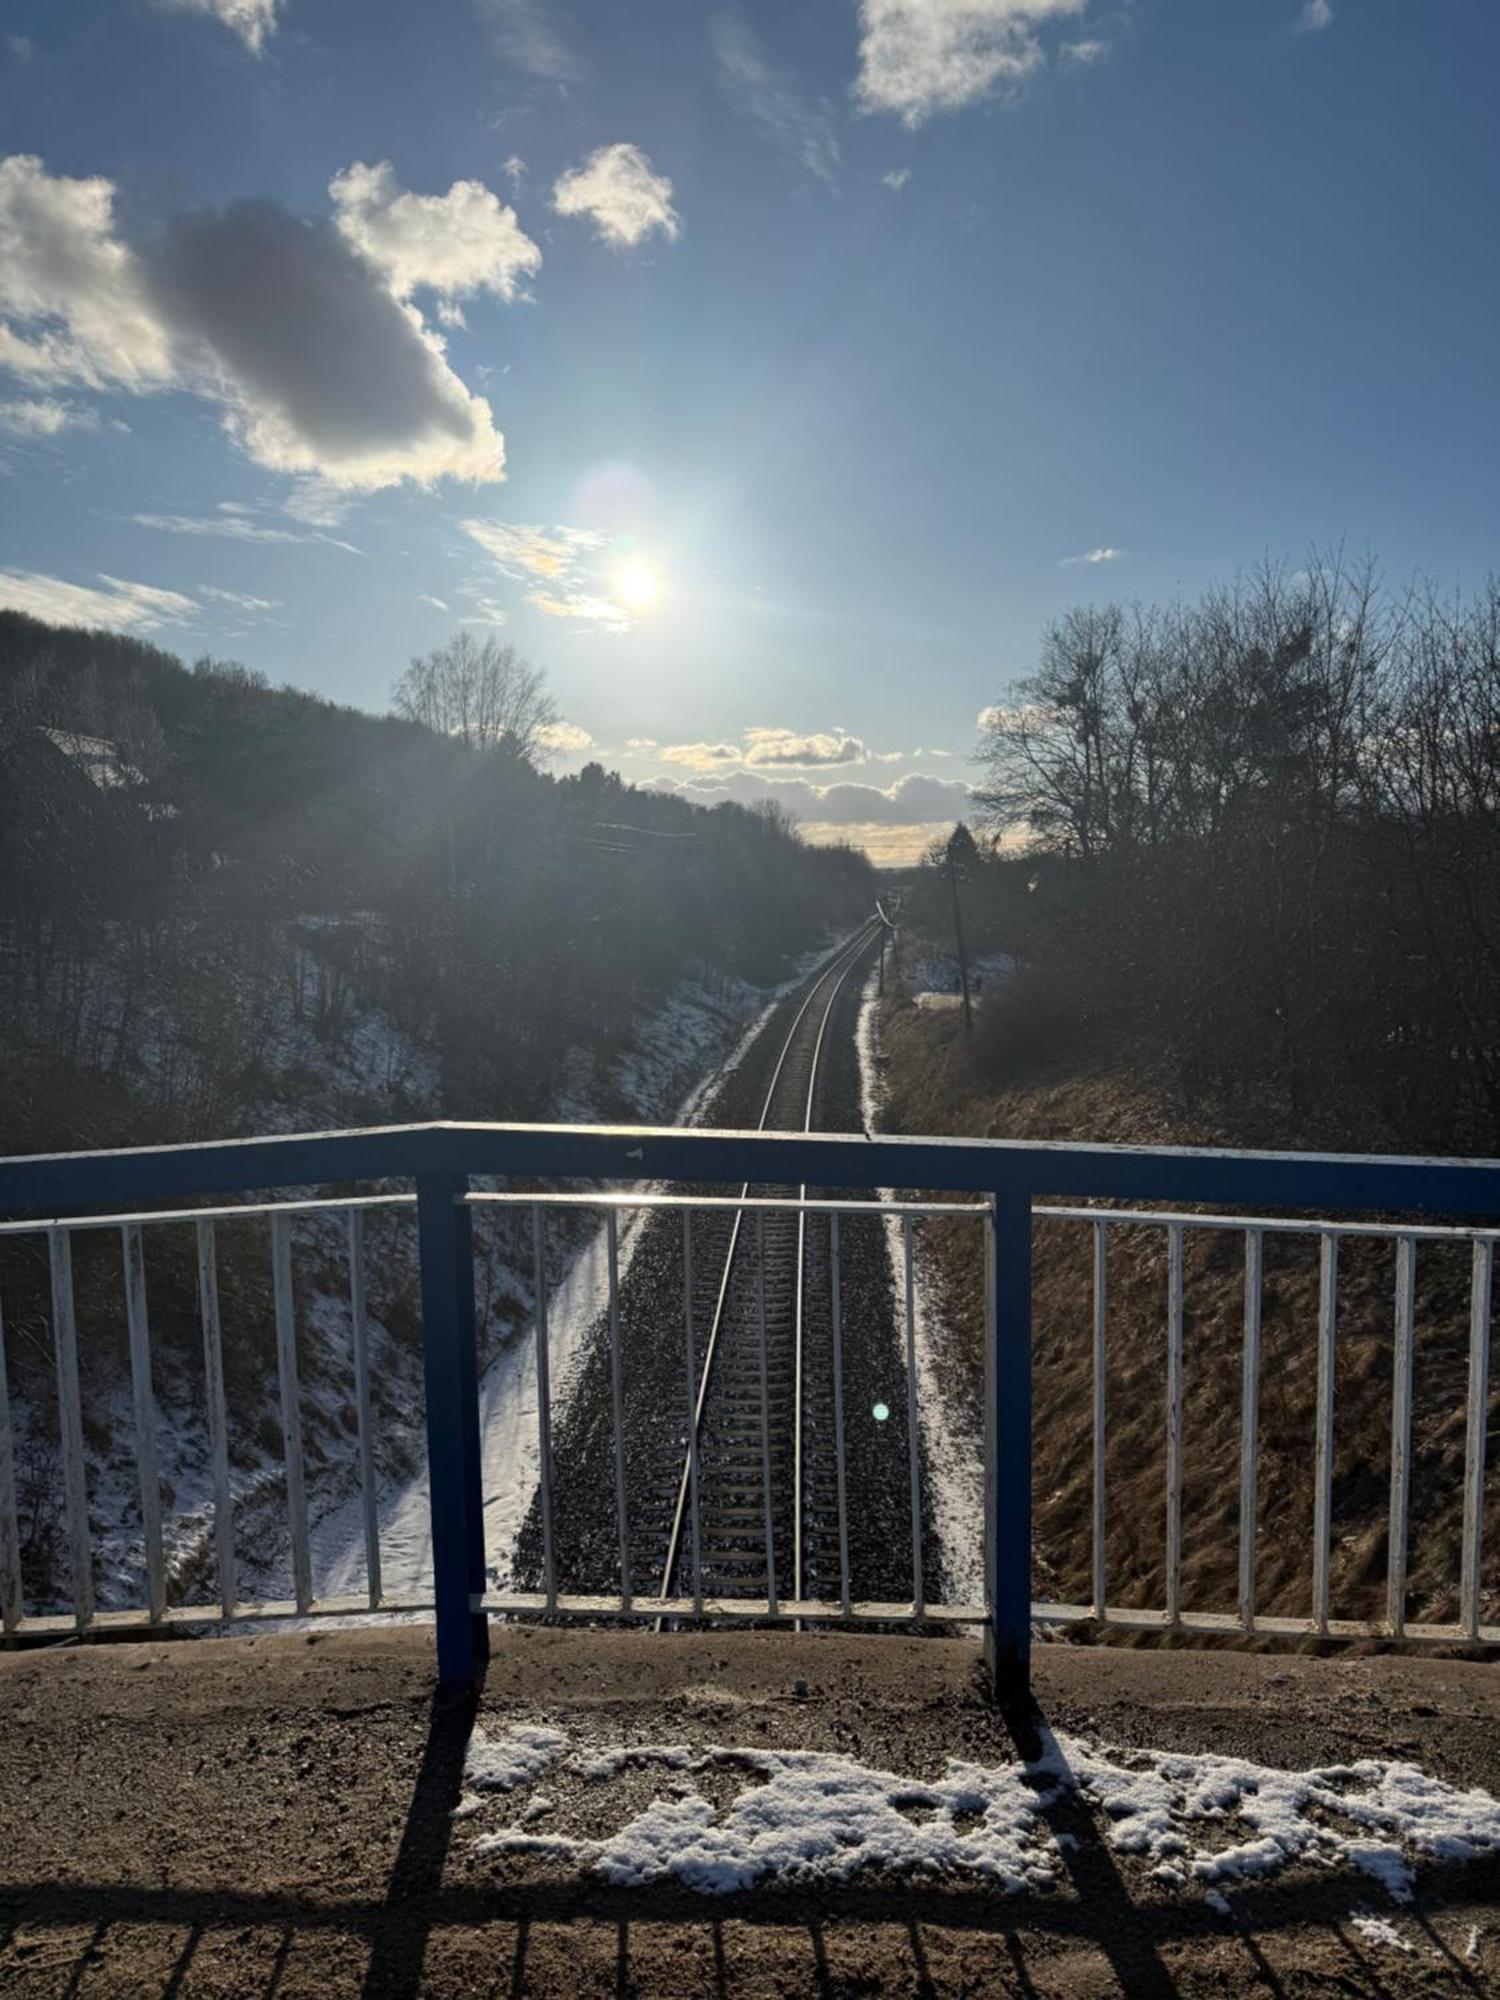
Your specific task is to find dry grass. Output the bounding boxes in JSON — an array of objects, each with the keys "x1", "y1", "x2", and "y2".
[{"x1": 879, "y1": 998, "x2": 1498, "y2": 1642}]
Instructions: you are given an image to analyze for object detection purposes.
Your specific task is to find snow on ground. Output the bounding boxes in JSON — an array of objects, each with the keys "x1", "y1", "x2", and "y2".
[
  {"x1": 459, "y1": 1718, "x2": 1500, "y2": 1906},
  {"x1": 856, "y1": 965, "x2": 987, "y2": 1609}
]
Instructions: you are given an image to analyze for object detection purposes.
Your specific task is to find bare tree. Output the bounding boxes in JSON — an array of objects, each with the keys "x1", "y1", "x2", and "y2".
[{"x1": 391, "y1": 631, "x2": 560, "y2": 762}]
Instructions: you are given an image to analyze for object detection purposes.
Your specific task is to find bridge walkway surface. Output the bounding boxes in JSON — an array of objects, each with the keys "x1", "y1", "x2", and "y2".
[{"x1": 1, "y1": 1628, "x2": 1498, "y2": 1996}]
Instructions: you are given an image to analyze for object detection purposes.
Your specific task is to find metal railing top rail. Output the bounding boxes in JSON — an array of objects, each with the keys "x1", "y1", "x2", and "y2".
[
  {"x1": 464, "y1": 1190, "x2": 992, "y2": 1218},
  {"x1": 0, "y1": 1190, "x2": 416, "y2": 1238},
  {"x1": 1037, "y1": 1203, "x2": 1500, "y2": 1241},
  {"x1": 3, "y1": 1118, "x2": 1500, "y2": 1221}
]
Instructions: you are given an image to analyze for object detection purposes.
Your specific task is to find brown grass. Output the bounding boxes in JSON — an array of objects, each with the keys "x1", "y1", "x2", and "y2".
[{"x1": 879, "y1": 997, "x2": 1498, "y2": 1643}]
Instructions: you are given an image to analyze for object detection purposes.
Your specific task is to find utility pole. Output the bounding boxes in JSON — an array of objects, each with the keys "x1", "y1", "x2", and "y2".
[{"x1": 947, "y1": 834, "x2": 973, "y2": 1032}]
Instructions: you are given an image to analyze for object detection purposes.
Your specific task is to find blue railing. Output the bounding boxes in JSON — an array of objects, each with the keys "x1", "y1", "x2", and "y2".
[{"x1": 2, "y1": 1120, "x2": 1498, "y2": 1691}]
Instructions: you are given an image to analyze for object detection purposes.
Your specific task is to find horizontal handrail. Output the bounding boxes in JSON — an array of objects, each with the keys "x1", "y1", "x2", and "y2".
[
  {"x1": 3, "y1": 1119, "x2": 1499, "y2": 1219},
  {"x1": 464, "y1": 1191, "x2": 992, "y2": 1218},
  {"x1": 0, "y1": 1191, "x2": 415, "y2": 1238},
  {"x1": 1037, "y1": 1203, "x2": 1500, "y2": 1241}
]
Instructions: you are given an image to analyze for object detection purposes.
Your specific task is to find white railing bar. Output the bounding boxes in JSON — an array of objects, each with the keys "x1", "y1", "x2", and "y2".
[
  {"x1": 531, "y1": 1204, "x2": 557, "y2": 1615},
  {"x1": 48, "y1": 1229, "x2": 94, "y2": 1631},
  {"x1": 1237, "y1": 1227, "x2": 1263, "y2": 1632},
  {"x1": 756, "y1": 1212, "x2": 777, "y2": 1618},
  {"x1": 346, "y1": 1209, "x2": 382, "y2": 1611},
  {"x1": 0, "y1": 1192, "x2": 416, "y2": 1239},
  {"x1": 0, "y1": 1289, "x2": 23, "y2": 1633},
  {"x1": 270, "y1": 1213, "x2": 312, "y2": 1615},
  {"x1": 463, "y1": 1191, "x2": 992, "y2": 1219},
  {"x1": 1461, "y1": 1238, "x2": 1493, "y2": 1640},
  {"x1": 1387, "y1": 1234, "x2": 1416, "y2": 1637},
  {"x1": 121, "y1": 1223, "x2": 165, "y2": 1624},
  {"x1": 1090, "y1": 1218, "x2": 1107, "y2": 1620},
  {"x1": 683, "y1": 1210, "x2": 703, "y2": 1617},
  {"x1": 1037, "y1": 1205, "x2": 1500, "y2": 1243},
  {"x1": 1165, "y1": 1221, "x2": 1184, "y2": 1627},
  {"x1": 830, "y1": 1212, "x2": 852, "y2": 1619},
  {"x1": 1312, "y1": 1232, "x2": 1339, "y2": 1634},
  {"x1": 606, "y1": 1210, "x2": 631, "y2": 1612},
  {"x1": 196, "y1": 1219, "x2": 236, "y2": 1619},
  {"x1": 903, "y1": 1215, "x2": 924, "y2": 1620}
]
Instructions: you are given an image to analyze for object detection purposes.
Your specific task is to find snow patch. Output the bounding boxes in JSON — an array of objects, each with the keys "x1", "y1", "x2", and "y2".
[
  {"x1": 465, "y1": 1723, "x2": 570, "y2": 1793},
  {"x1": 460, "y1": 1720, "x2": 1500, "y2": 1904}
]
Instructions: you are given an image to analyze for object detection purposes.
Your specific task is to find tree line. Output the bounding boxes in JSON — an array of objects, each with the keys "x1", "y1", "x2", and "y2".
[
  {"x1": 0, "y1": 614, "x2": 873, "y2": 1155},
  {"x1": 964, "y1": 557, "x2": 1500, "y2": 1153}
]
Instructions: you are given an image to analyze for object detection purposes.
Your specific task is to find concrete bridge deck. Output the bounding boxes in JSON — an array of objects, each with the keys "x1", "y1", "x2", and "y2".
[{"x1": 2, "y1": 1628, "x2": 1498, "y2": 1996}]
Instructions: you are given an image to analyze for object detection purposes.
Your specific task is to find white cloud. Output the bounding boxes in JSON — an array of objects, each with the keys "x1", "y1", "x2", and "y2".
[
  {"x1": 712, "y1": 13, "x2": 841, "y2": 185},
  {"x1": 534, "y1": 720, "x2": 593, "y2": 756},
  {"x1": 460, "y1": 516, "x2": 634, "y2": 630},
  {"x1": 1296, "y1": 0, "x2": 1333, "y2": 30},
  {"x1": 743, "y1": 726, "x2": 867, "y2": 768},
  {"x1": 200, "y1": 584, "x2": 280, "y2": 611},
  {"x1": 854, "y1": 0, "x2": 1087, "y2": 126},
  {"x1": 1060, "y1": 544, "x2": 1122, "y2": 566},
  {"x1": 330, "y1": 161, "x2": 541, "y2": 308},
  {"x1": 1060, "y1": 37, "x2": 1108, "y2": 65},
  {"x1": 801, "y1": 819, "x2": 954, "y2": 864},
  {"x1": 0, "y1": 155, "x2": 515, "y2": 498},
  {"x1": 624, "y1": 736, "x2": 658, "y2": 753},
  {"x1": 881, "y1": 167, "x2": 912, "y2": 191},
  {"x1": 419, "y1": 592, "x2": 450, "y2": 611},
  {"x1": 651, "y1": 764, "x2": 972, "y2": 827},
  {"x1": 659, "y1": 742, "x2": 743, "y2": 769},
  {"x1": 0, "y1": 395, "x2": 99, "y2": 436},
  {"x1": 0, "y1": 155, "x2": 173, "y2": 391},
  {"x1": 473, "y1": 0, "x2": 579, "y2": 81},
  {"x1": 130, "y1": 508, "x2": 359, "y2": 553},
  {"x1": 503, "y1": 156, "x2": 527, "y2": 187},
  {"x1": 154, "y1": 0, "x2": 283, "y2": 56},
  {"x1": 551, "y1": 144, "x2": 679, "y2": 250},
  {"x1": 0, "y1": 567, "x2": 196, "y2": 631}
]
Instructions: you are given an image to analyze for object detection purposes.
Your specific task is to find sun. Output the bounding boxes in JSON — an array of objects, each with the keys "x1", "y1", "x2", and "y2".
[{"x1": 614, "y1": 556, "x2": 660, "y2": 611}]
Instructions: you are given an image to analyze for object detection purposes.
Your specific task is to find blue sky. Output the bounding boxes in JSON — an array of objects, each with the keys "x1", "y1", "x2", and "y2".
[{"x1": 2, "y1": 0, "x2": 1497, "y2": 861}]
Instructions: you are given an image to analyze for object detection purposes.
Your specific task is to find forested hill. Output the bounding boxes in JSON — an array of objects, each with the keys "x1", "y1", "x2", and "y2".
[{"x1": 0, "y1": 612, "x2": 874, "y2": 1155}]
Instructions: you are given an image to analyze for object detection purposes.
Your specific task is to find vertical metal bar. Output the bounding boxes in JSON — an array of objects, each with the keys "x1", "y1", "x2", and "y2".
[
  {"x1": 985, "y1": 1193, "x2": 1032, "y2": 1695},
  {"x1": 196, "y1": 1219, "x2": 235, "y2": 1619},
  {"x1": 271, "y1": 1212, "x2": 312, "y2": 1614},
  {"x1": 416, "y1": 1175, "x2": 488, "y2": 1688},
  {"x1": 903, "y1": 1216, "x2": 925, "y2": 1620},
  {"x1": 1387, "y1": 1233, "x2": 1416, "y2": 1638},
  {"x1": 682, "y1": 1210, "x2": 703, "y2": 1616},
  {"x1": 0, "y1": 1284, "x2": 23, "y2": 1633},
  {"x1": 1238, "y1": 1227, "x2": 1264, "y2": 1633},
  {"x1": 48, "y1": 1229, "x2": 93, "y2": 1630},
  {"x1": 756, "y1": 1211, "x2": 777, "y2": 1617},
  {"x1": 1090, "y1": 1218, "x2": 1107, "y2": 1621},
  {"x1": 1165, "y1": 1221, "x2": 1184, "y2": 1628},
  {"x1": 1312, "y1": 1231, "x2": 1338, "y2": 1634},
  {"x1": 830, "y1": 1212, "x2": 851, "y2": 1618},
  {"x1": 121, "y1": 1224, "x2": 165, "y2": 1624},
  {"x1": 607, "y1": 1210, "x2": 631, "y2": 1613},
  {"x1": 1460, "y1": 1237, "x2": 1493, "y2": 1640},
  {"x1": 347, "y1": 1208, "x2": 382, "y2": 1611},
  {"x1": 531, "y1": 1203, "x2": 557, "y2": 1615}
]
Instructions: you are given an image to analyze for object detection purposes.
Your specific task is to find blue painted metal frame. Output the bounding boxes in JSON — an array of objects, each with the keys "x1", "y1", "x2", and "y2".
[{"x1": 3, "y1": 1119, "x2": 1498, "y2": 1691}]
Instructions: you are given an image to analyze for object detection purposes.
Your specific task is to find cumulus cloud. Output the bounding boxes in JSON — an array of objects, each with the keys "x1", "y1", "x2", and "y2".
[
  {"x1": 0, "y1": 154, "x2": 516, "y2": 499},
  {"x1": 0, "y1": 155, "x2": 172, "y2": 391},
  {"x1": 743, "y1": 726, "x2": 867, "y2": 768},
  {"x1": 473, "y1": 0, "x2": 579, "y2": 81},
  {"x1": 711, "y1": 13, "x2": 841, "y2": 186},
  {"x1": 881, "y1": 167, "x2": 912, "y2": 191},
  {"x1": 329, "y1": 161, "x2": 541, "y2": 308},
  {"x1": 624, "y1": 736, "x2": 658, "y2": 753},
  {"x1": 801, "y1": 819, "x2": 955, "y2": 864},
  {"x1": 659, "y1": 742, "x2": 743, "y2": 769},
  {"x1": 1295, "y1": 0, "x2": 1333, "y2": 29},
  {"x1": 552, "y1": 144, "x2": 679, "y2": 250},
  {"x1": 1060, "y1": 544, "x2": 1122, "y2": 566},
  {"x1": 0, "y1": 395, "x2": 99, "y2": 436},
  {"x1": 154, "y1": 0, "x2": 283, "y2": 56},
  {"x1": 1060, "y1": 37, "x2": 1108, "y2": 64},
  {"x1": 854, "y1": 0, "x2": 1087, "y2": 125},
  {"x1": 0, "y1": 567, "x2": 196, "y2": 631},
  {"x1": 651, "y1": 765, "x2": 973, "y2": 827},
  {"x1": 534, "y1": 719, "x2": 594, "y2": 756}
]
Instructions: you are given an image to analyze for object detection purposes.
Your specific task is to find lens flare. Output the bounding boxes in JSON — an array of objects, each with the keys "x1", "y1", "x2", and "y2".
[{"x1": 614, "y1": 557, "x2": 659, "y2": 610}]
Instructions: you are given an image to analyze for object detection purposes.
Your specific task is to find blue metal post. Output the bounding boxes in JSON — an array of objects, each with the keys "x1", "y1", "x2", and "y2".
[
  {"x1": 416, "y1": 1173, "x2": 489, "y2": 1686},
  {"x1": 985, "y1": 1192, "x2": 1033, "y2": 1696}
]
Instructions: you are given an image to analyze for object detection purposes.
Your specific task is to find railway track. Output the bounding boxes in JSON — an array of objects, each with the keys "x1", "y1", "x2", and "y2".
[{"x1": 657, "y1": 917, "x2": 885, "y2": 1613}]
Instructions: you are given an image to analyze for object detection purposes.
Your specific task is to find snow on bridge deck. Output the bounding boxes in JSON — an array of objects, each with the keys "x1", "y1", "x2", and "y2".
[{"x1": 2, "y1": 1629, "x2": 1498, "y2": 1995}]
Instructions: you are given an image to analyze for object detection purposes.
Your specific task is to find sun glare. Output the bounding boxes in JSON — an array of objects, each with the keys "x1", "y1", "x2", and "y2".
[{"x1": 614, "y1": 556, "x2": 660, "y2": 610}]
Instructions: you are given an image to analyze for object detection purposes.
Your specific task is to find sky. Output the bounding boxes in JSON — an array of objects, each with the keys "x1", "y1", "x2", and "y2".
[{"x1": 1, "y1": 0, "x2": 1497, "y2": 864}]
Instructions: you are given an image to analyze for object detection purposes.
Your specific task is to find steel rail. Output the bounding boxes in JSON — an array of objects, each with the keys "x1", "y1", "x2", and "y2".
[{"x1": 656, "y1": 916, "x2": 882, "y2": 1611}]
